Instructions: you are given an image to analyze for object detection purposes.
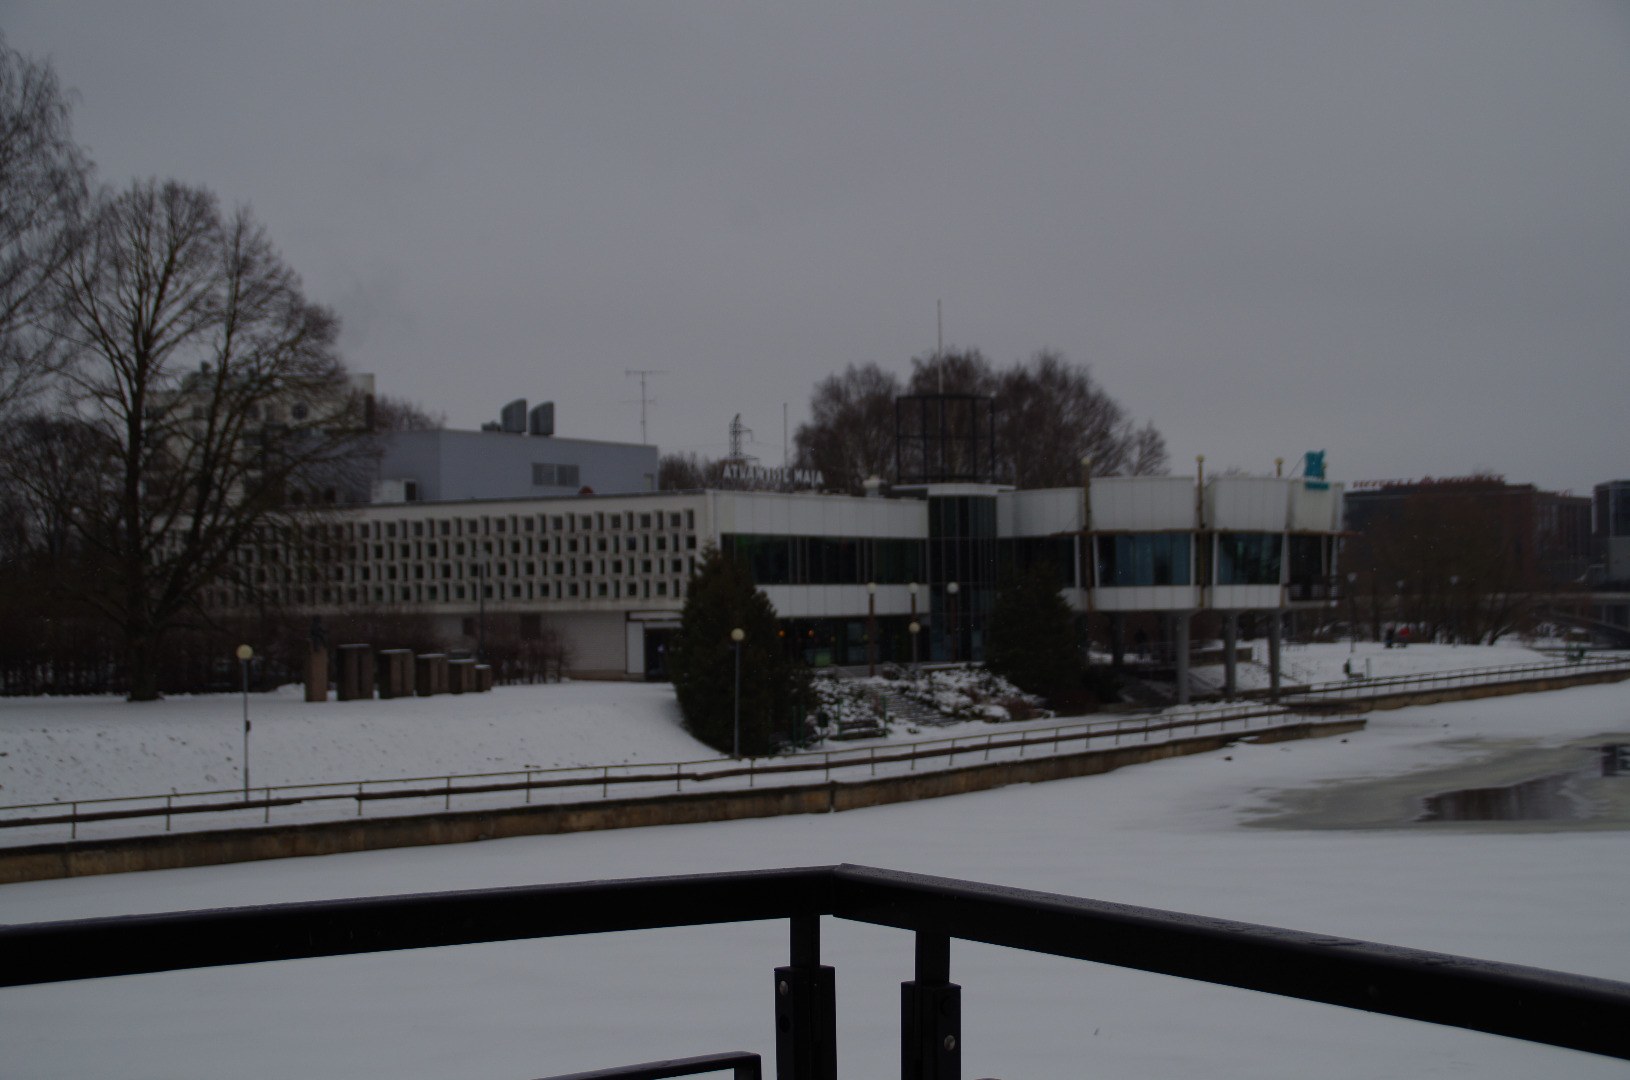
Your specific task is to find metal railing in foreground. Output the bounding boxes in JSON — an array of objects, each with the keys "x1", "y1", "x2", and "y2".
[
  {"x1": 3, "y1": 864, "x2": 1626, "y2": 1078},
  {"x1": 0, "y1": 702, "x2": 1313, "y2": 840},
  {"x1": 538, "y1": 1052, "x2": 760, "y2": 1080}
]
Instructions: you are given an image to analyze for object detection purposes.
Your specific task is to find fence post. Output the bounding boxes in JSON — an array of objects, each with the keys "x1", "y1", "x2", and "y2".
[
  {"x1": 603, "y1": 766, "x2": 609, "y2": 799},
  {"x1": 264, "y1": 787, "x2": 270, "y2": 824},
  {"x1": 358, "y1": 783, "x2": 364, "y2": 816},
  {"x1": 775, "y1": 913, "x2": 836, "y2": 1080},
  {"x1": 165, "y1": 794, "x2": 172, "y2": 832},
  {"x1": 71, "y1": 802, "x2": 77, "y2": 841},
  {"x1": 526, "y1": 770, "x2": 533, "y2": 805},
  {"x1": 901, "y1": 930, "x2": 960, "y2": 1080},
  {"x1": 445, "y1": 776, "x2": 451, "y2": 812}
]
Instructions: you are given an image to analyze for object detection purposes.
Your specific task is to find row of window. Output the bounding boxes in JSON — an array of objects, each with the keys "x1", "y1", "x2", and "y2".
[
  {"x1": 1094, "y1": 533, "x2": 1329, "y2": 587},
  {"x1": 219, "y1": 576, "x2": 687, "y2": 609},
  {"x1": 292, "y1": 508, "x2": 698, "y2": 542},
  {"x1": 724, "y1": 535, "x2": 925, "y2": 586}
]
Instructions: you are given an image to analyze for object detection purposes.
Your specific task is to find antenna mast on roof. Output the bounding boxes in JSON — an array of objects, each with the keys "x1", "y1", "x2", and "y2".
[
  {"x1": 937, "y1": 299, "x2": 944, "y2": 393},
  {"x1": 624, "y1": 369, "x2": 667, "y2": 444}
]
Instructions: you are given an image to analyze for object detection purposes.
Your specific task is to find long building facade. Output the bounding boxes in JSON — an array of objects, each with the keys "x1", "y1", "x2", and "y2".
[{"x1": 235, "y1": 471, "x2": 1344, "y2": 686}]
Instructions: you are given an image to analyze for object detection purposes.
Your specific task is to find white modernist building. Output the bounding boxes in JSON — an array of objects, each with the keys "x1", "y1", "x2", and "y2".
[{"x1": 247, "y1": 466, "x2": 1343, "y2": 699}]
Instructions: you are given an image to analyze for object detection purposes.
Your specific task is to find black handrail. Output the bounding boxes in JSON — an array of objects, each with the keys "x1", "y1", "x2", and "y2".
[
  {"x1": 3, "y1": 864, "x2": 1626, "y2": 1074},
  {"x1": 533, "y1": 1052, "x2": 761, "y2": 1080}
]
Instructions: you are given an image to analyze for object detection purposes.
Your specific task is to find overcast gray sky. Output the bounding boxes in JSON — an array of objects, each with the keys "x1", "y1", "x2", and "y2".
[{"x1": 8, "y1": 3, "x2": 1628, "y2": 494}]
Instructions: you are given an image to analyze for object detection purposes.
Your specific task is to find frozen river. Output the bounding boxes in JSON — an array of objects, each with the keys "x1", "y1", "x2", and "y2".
[{"x1": 2, "y1": 662, "x2": 1627, "y2": 1079}]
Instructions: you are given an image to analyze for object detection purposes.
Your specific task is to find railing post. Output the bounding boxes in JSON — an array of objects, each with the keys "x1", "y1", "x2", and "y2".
[
  {"x1": 775, "y1": 913, "x2": 836, "y2": 1080},
  {"x1": 901, "y1": 930, "x2": 960, "y2": 1080}
]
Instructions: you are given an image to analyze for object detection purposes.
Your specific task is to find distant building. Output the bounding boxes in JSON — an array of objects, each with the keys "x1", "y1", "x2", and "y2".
[
  {"x1": 1595, "y1": 479, "x2": 1630, "y2": 587},
  {"x1": 1343, "y1": 477, "x2": 1592, "y2": 586},
  {"x1": 368, "y1": 397, "x2": 659, "y2": 504},
  {"x1": 216, "y1": 469, "x2": 1343, "y2": 696}
]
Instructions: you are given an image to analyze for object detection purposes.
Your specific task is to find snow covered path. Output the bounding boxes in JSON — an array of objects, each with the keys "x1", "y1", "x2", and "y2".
[{"x1": 2, "y1": 668, "x2": 1628, "y2": 1080}]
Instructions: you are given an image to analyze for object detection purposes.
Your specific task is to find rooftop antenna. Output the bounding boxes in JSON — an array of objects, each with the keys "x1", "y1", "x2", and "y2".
[
  {"x1": 937, "y1": 299, "x2": 944, "y2": 394},
  {"x1": 624, "y1": 369, "x2": 667, "y2": 444}
]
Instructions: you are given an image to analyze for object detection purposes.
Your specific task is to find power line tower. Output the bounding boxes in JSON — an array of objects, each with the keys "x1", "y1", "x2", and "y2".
[
  {"x1": 624, "y1": 369, "x2": 667, "y2": 444},
  {"x1": 726, "y1": 413, "x2": 756, "y2": 466}
]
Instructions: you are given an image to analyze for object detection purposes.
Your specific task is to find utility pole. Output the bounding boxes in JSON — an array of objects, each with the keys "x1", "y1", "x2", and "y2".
[{"x1": 624, "y1": 369, "x2": 667, "y2": 444}]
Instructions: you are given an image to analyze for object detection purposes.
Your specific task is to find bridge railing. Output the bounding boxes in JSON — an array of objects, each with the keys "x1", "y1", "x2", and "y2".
[
  {"x1": 3, "y1": 864, "x2": 1626, "y2": 1076},
  {"x1": 1279, "y1": 653, "x2": 1630, "y2": 704},
  {"x1": 0, "y1": 702, "x2": 1317, "y2": 842}
]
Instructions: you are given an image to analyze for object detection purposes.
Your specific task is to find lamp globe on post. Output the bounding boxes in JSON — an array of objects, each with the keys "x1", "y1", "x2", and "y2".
[
  {"x1": 946, "y1": 581, "x2": 960, "y2": 664},
  {"x1": 907, "y1": 582, "x2": 919, "y2": 670},
  {"x1": 730, "y1": 628, "x2": 745, "y2": 759},
  {"x1": 235, "y1": 644, "x2": 254, "y2": 798}
]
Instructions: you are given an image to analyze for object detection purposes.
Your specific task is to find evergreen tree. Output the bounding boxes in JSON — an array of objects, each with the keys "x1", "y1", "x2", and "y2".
[
  {"x1": 669, "y1": 544, "x2": 805, "y2": 756},
  {"x1": 985, "y1": 562, "x2": 1082, "y2": 697}
]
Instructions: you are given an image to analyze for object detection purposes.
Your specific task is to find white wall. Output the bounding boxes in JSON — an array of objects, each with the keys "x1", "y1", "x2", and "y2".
[
  {"x1": 709, "y1": 492, "x2": 924, "y2": 538},
  {"x1": 999, "y1": 488, "x2": 1082, "y2": 537},
  {"x1": 1090, "y1": 477, "x2": 1196, "y2": 531},
  {"x1": 1289, "y1": 481, "x2": 1343, "y2": 532},
  {"x1": 1207, "y1": 478, "x2": 1289, "y2": 531}
]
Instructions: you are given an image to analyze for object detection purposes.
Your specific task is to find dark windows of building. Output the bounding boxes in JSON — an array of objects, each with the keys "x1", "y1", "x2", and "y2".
[
  {"x1": 641, "y1": 513, "x2": 653, "y2": 528},
  {"x1": 1216, "y1": 532, "x2": 1282, "y2": 586},
  {"x1": 1096, "y1": 533, "x2": 1192, "y2": 587},
  {"x1": 997, "y1": 537, "x2": 1076, "y2": 586},
  {"x1": 722, "y1": 534, "x2": 924, "y2": 586}
]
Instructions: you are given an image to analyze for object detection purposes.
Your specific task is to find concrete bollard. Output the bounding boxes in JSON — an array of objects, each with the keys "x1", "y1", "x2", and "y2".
[
  {"x1": 377, "y1": 649, "x2": 414, "y2": 699},
  {"x1": 416, "y1": 654, "x2": 448, "y2": 697},
  {"x1": 304, "y1": 646, "x2": 328, "y2": 703},
  {"x1": 448, "y1": 657, "x2": 476, "y2": 694},
  {"x1": 337, "y1": 644, "x2": 375, "y2": 701}
]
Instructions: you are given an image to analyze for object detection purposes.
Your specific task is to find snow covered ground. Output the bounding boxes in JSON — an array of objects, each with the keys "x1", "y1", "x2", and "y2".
[
  {"x1": 0, "y1": 641, "x2": 1584, "y2": 810},
  {"x1": 2, "y1": 645, "x2": 1628, "y2": 1079}
]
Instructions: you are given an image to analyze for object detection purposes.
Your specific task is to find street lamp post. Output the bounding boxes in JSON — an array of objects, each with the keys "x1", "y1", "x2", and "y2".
[
  {"x1": 1449, "y1": 575, "x2": 1460, "y2": 646},
  {"x1": 907, "y1": 583, "x2": 919, "y2": 670},
  {"x1": 946, "y1": 581, "x2": 960, "y2": 664},
  {"x1": 476, "y1": 562, "x2": 487, "y2": 665},
  {"x1": 866, "y1": 582, "x2": 877, "y2": 677},
  {"x1": 1346, "y1": 572, "x2": 1358, "y2": 653},
  {"x1": 730, "y1": 627, "x2": 745, "y2": 758},
  {"x1": 236, "y1": 644, "x2": 253, "y2": 798}
]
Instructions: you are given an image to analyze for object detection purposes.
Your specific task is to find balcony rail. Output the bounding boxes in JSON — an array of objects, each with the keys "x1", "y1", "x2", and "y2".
[
  {"x1": 3, "y1": 864, "x2": 1626, "y2": 1077},
  {"x1": 0, "y1": 702, "x2": 1317, "y2": 842}
]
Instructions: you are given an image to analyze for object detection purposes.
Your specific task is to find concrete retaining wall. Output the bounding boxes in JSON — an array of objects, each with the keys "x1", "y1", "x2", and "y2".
[{"x1": 0, "y1": 718, "x2": 1363, "y2": 885}]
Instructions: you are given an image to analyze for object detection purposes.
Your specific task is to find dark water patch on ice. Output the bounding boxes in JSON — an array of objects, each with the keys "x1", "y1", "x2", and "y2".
[
  {"x1": 1247, "y1": 734, "x2": 1630, "y2": 832},
  {"x1": 1418, "y1": 773, "x2": 1581, "y2": 822}
]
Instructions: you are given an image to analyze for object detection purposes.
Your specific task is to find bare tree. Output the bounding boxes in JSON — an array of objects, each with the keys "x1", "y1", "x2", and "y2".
[
  {"x1": 372, "y1": 392, "x2": 444, "y2": 431},
  {"x1": 797, "y1": 348, "x2": 1168, "y2": 490},
  {"x1": 29, "y1": 179, "x2": 371, "y2": 699},
  {"x1": 658, "y1": 450, "x2": 719, "y2": 491},
  {"x1": 0, "y1": 34, "x2": 91, "y2": 415},
  {"x1": 1127, "y1": 420, "x2": 1169, "y2": 476},
  {"x1": 792, "y1": 362, "x2": 902, "y2": 494}
]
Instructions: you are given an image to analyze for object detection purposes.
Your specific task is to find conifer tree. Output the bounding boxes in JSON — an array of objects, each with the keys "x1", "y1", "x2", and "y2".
[
  {"x1": 669, "y1": 544, "x2": 805, "y2": 755},
  {"x1": 984, "y1": 562, "x2": 1082, "y2": 697}
]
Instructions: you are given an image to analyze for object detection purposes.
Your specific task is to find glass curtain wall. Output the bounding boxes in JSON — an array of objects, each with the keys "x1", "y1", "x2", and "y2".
[
  {"x1": 927, "y1": 495, "x2": 998, "y2": 661},
  {"x1": 1095, "y1": 533, "x2": 1192, "y2": 586},
  {"x1": 1216, "y1": 532, "x2": 1283, "y2": 585}
]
